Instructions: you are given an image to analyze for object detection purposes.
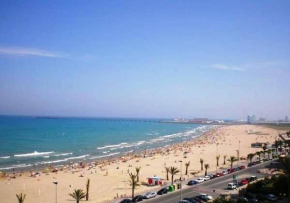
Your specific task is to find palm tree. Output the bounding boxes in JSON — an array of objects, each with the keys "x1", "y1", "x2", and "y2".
[
  {"x1": 274, "y1": 140, "x2": 280, "y2": 155},
  {"x1": 247, "y1": 153, "x2": 255, "y2": 164},
  {"x1": 69, "y1": 189, "x2": 86, "y2": 203},
  {"x1": 223, "y1": 155, "x2": 227, "y2": 165},
  {"x1": 227, "y1": 156, "x2": 238, "y2": 169},
  {"x1": 200, "y1": 158, "x2": 204, "y2": 171},
  {"x1": 135, "y1": 167, "x2": 141, "y2": 182},
  {"x1": 236, "y1": 150, "x2": 240, "y2": 161},
  {"x1": 185, "y1": 161, "x2": 190, "y2": 175},
  {"x1": 266, "y1": 150, "x2": 271, "y2": 159},
  {"x1": 256, "y1": 151, "x2": 262, "y2": 161},
  {"x1": 169, "y1": 166, "x2": 180, "y2": 185},
  {"x1": 86, "y1": 178, "x2": 90, "y2": 201},
  {"x1": 204, "y1": 164, "x2": 209, "y2": 176},
  {"x1": 16, "y1": 193, "x2": 26, "y2": 203},
  {"x1": 216, "y1": 155, "x2": 220, "y2": 167},
  {"x1": 129, "y1": 173, "x2": 139, "y2": 198},
  {"x1": 165, "y1": 167, "x2": 169, "y2": 180}
]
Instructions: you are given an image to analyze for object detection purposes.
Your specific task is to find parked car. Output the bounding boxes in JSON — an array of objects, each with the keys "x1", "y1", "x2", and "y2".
[
  {"x1": 249, "y1": 176, "x2": 257, "y2": 182},
  {"x1": 191, "y1": 197, "x2": 204, "y2": 203},
  {"x1": 222, "y1": 170, "x2": 229, "y2": 175},
  {"x1": 227, "y1": 183, "x2": 236, "y2": 190},
  {"x1": 240, "y1": 165, "x2": 246, "y2": 170},
  {"x1": 120, "y1": 199, "x2": 131, "y2": 203},
  {"x1": 240, "y1": 179, "x2": 249, "y2": 185},
  {"x1": 188, "y1": 180, "x2": 199, "y2": 185},
  {"x1": 227, "y1": 169, "x2": 234, "y2": 173},
  {"x1": 198, "y1": 194, "x2": 213, "y2": 201},
  {"x1": 215, "y1": 173, "x2": 223, "y2": 177},
  {"x1": 131, "y1": 195, "x2": 143, "y2": 202},
  {"x1": 244, "y1": 192, "x2": 255, "y2": 199},
  {"x1": 238, "y1": 197, "x2": 248, "y2": 202},
  {"x1": 183, "y1": 197, "x2": 199, "y2": 203},
  {"x1": 157, "y1": 187, "x2": 168, "y2": 195},
  {"x1": 196, "y1": 177, "x2": 205, "y2": 183},
  {"x1": 178, "y1": 200, "x2": 191, "y2": 203},
  {"x1": 248, "y1": 199, "x2": 258, "y2": 203},
  {"x1": 266, "y1": 194, "x2": 277, "y2": 201},
  {"x1": 196, "y1": 195, "x2": 208, "y2": 202},
  {"x1": 143, "y1": 192, "x2": 156, "y2": 199},
  {"x1": 208, "y1": 174, "x2": 215, "y2": 179},
  {"x1": 204, "y1": 176, "x2": 210, "y2": 181}
]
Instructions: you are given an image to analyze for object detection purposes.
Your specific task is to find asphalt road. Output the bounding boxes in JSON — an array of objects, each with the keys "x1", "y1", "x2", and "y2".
[{"x1": 145, "y1": 161, "x2": 273, "y2": 203}]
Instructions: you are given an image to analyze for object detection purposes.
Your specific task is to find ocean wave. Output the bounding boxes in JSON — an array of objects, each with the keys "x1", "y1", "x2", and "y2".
[
  {"x1": 14, "y1": 151, "x2": 54, "y2": 157},
  {"x1": 53, "y1": 152, "x2": 73, "y2": 157},
  {"x1": 37, "y1": 154, "x2": 90, "y2": 165},
  {"x1": 0, "y1": 156, "x2": 10, "y2": 159},
  {"x1": 43, "y1": 156, "x2": 50, "y2": 158},
  {"x1": 97, "y1": 143, "x2": 128, "y2": 150},
  {"x1": 89, "y1": 152, "x2": 120, "y2": 160},
  {"x1": 0, "y1": 164, "x2": 32, "y2": 170}
]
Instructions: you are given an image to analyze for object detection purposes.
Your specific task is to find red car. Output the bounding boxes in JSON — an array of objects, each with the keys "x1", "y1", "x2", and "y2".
[
  {"x1": 215, "y1": 173, "x2": 224, "y2": 177},
  {"x1": 240, "y1": 179, "x2": 249, "y2": 185},
  {"x1": 240, "y1": 165, "x2": 246, "y2": 170},
  {"x1": 227, "y1": 169, "x2": 234, "y2": 173}
]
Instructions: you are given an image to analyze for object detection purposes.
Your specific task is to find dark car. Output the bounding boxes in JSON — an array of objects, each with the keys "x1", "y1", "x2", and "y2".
[
  {"x1": 157, "y1": 187, "x2": 168, "y2": 195},
  {"x1": 238, "y1": 197, "x2": 248, "y2": 202},
  {"x1": 208, "y1": 174, "x2": 215, "y2": 179},
  {"x1": 248, "y1": 199, "x2": 258, "y2": 203},
  {"x1": 256, "y1": 194, "x2": 267, "y2": 201},
  {"x1": 196, "y1": 195, "x2": 208, "y2": 202},
  {"x1": 249, "y1": 176, "x2": 257, "y2": 182},
  {"x1": 188, "y1": 180, "x2": 199, "y2": 185},
  {"x1": 191, "y1": 197, "x2": 204, "y2": 203},
  {"x1": 244, "y1": 192, "x2": 255, "y2": 199},
  {"x1": 183, "y1": 197, "x2": 199, "y2": 203},
  {"x1": 120, "y1": 199, "x2": 131, "y2": 203},
  {"x1": 131, "y1": 195, "x2": 143, "y2": 202}
]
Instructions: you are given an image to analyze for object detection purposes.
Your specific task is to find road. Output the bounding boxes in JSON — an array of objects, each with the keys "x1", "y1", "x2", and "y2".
[{"x1": 145, "y1": 161, "x2": 273, "y2": 203}]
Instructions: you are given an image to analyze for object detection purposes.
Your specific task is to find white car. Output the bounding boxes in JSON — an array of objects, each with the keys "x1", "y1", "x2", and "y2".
[
  {"x1": 195, "y1": 177, "x2": 205, "y2": 183},
  {"x1": 143, "y1": 192, "x2": 157, "y2": 199},
  {"x1": 199, "y1": 194, "x2": 213, "y2": 200},
  {"x1": 227, "y1": 183, "x2": 236, "y2": 190},
  {"x1": 222, "y1": 170, "x2": 228, "y2": 175},
  {"x1": 204, "y1": 176, "x2": 210, "y2": 181}
]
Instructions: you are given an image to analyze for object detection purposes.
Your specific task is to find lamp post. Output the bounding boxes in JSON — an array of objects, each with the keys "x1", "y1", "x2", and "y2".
[
  {"x1": 53, "y1": 181, "x2": 58, "y2": 203},
  {"x1": 179, "y1": 160, "x2": 182, "y2": 201},
  {"x1": 216, "y1": 143, "x2": 219, "y2": 173},
  {"x1": 238, "y1": 141, "x2": 241, "y2": 166}
]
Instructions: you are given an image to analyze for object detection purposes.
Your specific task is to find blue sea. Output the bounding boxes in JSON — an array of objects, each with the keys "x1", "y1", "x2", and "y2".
[{"x1": 0, "y1": 116, "x2": 213, "y2": 171}]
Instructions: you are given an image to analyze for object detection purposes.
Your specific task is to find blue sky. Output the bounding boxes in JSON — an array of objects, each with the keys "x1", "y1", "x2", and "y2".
[{"x1": 0, "y1": 1, "x2": 289, "y2": 119}]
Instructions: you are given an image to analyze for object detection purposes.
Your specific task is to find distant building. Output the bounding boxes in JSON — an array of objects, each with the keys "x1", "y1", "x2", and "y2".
[
  {"x1": 247, "y1": 115, "x2": 256, "y2": 124},
  {"x1": 259, "y1": 118, "x2": 267, "y2": 122},
  {"x1": 285, "y1": 116, "x2": 289, "y2": 122}
]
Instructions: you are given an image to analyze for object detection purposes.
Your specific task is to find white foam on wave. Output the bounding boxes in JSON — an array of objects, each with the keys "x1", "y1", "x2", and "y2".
[
  {"x1": 37, "y1": 154, "x2": 90, "y2": 165},
  {"x1": 89, "y1": 152, "x2": 120, "y2": 160},
  {"x1": 0, "y1": 156, "x2": 10, "y2": 159},
  {"x1": 14, "y1": 151, "x2": 54, "y2": 157},
  {"x1": 43, "y1": 156, "x2": 50, "y2": 158},
  {"x1": 97, "y1": 143, "x2": 128, "y2": 150},
  {"x1": 54, "y1": 152, "x2": 73, "y2": 157},
  {"x1": 0, "y1": 164, "x2": 32, "y2": 170}
]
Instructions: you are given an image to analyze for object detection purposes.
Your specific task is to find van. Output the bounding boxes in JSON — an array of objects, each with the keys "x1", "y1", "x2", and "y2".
[{"x1": 227, "y1": 183, "x2": 236, "y2": 190}]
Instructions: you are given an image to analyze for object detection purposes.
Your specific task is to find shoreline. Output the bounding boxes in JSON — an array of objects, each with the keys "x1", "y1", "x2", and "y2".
[
  {"x1": 0, "y1": 125, "x2": 218, "y2": 174},
  {"x1": 0, "y1": 124, "x2": 284, "y2": 203}
]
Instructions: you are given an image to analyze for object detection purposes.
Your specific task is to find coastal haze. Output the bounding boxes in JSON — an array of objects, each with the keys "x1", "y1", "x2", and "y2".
[{"x1": 0, "y1": 1, "x2": 290, "y2": 203}]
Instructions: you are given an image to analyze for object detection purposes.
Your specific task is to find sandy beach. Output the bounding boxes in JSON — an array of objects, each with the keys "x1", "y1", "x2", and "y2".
[{"x1": 0, "y1": 124, "x2": 286, "y2": 203}]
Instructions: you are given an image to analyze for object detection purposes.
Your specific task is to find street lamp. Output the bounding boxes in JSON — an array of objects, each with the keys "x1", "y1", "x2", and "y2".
[
  {"x1": 179, "y1": 160, "x2": 183, "y2": 201},
  {"x1": 53, "y1": 181, "x2": 58, "y2": 203}
]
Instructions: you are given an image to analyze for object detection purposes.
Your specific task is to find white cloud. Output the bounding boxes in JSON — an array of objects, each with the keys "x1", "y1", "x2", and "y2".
[
  {"x1": 0, "y1": 47, "x2": 65, "y2": 58},
  {"x1": 211, "y1": 64, "x2": 245, "y2": 71}
]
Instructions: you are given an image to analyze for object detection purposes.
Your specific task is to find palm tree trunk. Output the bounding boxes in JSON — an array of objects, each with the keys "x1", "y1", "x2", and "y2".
[
  {"x1": 185, "y1": 167, "x2": 188, "y2": 175},
  {"x1": 171, "y1": 174, "x2": 174, "y2": 185},
  {"x1": 166, "y1": 172, "x2": 169, "y2": 180},
  {"x1": 132, "y1": 187, "x2": 134, "y2": 198}
]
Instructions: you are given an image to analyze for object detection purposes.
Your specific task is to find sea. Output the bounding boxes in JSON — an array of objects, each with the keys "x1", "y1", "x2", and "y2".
[{"x1": 0, "y1": 116, "x2": 214, "y2": 171}]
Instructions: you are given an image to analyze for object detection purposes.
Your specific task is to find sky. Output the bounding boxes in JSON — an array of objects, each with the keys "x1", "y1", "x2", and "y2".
[{"x1": 0, "y1": 1, "x2": 289, "y2": 120}]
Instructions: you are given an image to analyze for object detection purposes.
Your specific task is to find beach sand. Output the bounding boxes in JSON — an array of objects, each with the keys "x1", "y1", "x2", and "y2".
[{"x1": 0, "y1": 125, "x2": 285, "y2": 203}]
